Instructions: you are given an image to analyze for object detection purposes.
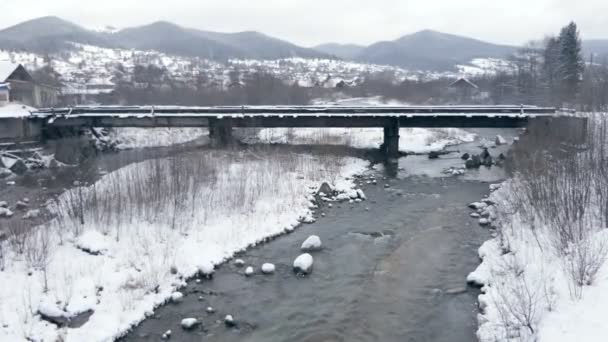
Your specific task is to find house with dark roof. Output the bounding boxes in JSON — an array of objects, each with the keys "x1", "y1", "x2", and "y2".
[
  {"x1": 448, "y1": 77, "x2": 480, "y2": 102},
  {"x1": 0, "y1": 61, "x2": 60, "y2": 108}
]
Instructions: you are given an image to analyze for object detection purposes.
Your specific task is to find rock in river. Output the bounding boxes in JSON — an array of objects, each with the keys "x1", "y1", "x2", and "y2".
[
  {"x1": 181, "y1": 318, "x2": 200, "y2": 330},
  {"x1": 293, "y1": 253, "x2": 314, "y2": 274},
  {"x1": 261, "y1": 263, "x2": 276, "y2": 274},
  {"x1": 301, "y1": 235, "x2": 322, "y2": 252}
]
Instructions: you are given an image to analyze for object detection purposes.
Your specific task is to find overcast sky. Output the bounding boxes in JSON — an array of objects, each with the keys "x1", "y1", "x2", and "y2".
[{"x1": 2, "y1": 0, "x2": 607, "y2": 47}]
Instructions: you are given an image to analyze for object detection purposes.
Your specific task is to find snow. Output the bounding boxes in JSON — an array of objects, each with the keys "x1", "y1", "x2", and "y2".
[
  {"x1": 180, "y1": 318, "x2": 199, "y2": 329},
  {"x1": 22, "y1": 209, "x2": 40, "y2": 220},
  {"x1": 170, "y1": 292, "x2": 183, "y2": 303},
  {"x1": 234, "y1": 258, "x2": 245, "y2": 267},
  {"x1": 0, "y1": 103, "x2": 35, "y2": 118},
  {"x1": 0, "y1": 207, "x2": 13, "y2": 217},
  {"x1": 75, "y1": 230, "x2": 109, "y2": 255},
  {"x1": 301, "y1": 235, "x2": 322, "y2": 252},
  {"x1": 224, "y1": 314, "x2": 235, "y2": 326},
  {"x1": 245, "y1": 266, "x2": 255, "y2": 276},
  {"x1": 495, "y1": 135, "x2": 508, "y2": 145},
  {"x1": 261, "y1": 263, "x2": 276, "y2": 274},
  {"x1": 247, "y1": 126, "x2": 475, "y2": 154},
  {"x1": 106, "y1": 128, "x2": 208, "y2": 149},
  {"x1": 293, "y1": 253, "x2": 314, "y2": 274},
  {"x1": 197, "y1": 261, "x2": 214, "y2": 275}
]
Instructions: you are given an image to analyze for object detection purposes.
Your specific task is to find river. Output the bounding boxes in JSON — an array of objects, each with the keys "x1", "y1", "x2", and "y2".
[{"x1": 120, "y1": 128, "x2": 517, "y2": 342}]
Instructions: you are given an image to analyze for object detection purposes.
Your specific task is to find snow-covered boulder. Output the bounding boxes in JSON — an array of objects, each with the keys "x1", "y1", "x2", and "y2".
[
  {"x1": 317, "y1": 182, "x2": 333, "y2": 196},
  {"x1": 162, "y1": 330, "x2": 172, "y2": 339},
  {"x1": 245, "y1": 266, "x2": 254, "y2": 276},
  {"x1": 224, "y1": 314, "x2": 236, "y2": 327},
  {"x1": 180, "y1": 318, "x2": 200, "y2": 330},
  {"x1": 299, "y1": 212, "x2": 316, "y2": 223},
  {"x1": 37, "y1": 300, "x2": 70, "y2": 326},
  {"x1": 206, "y1": 306, "x2": 215, "y2": 313},
  {"x1": 335, "y1": 193, "x2": 351, "y2": 201},
  {"x1": 495, "y1": 135, "x2": 508, "y2": 146},
  {"x1": 0, "y1": 201, "x2": 7, "y2": 208},
  {"x1": 22, "y1": 209, "x2": 40, "y2": 220},
  {"x1": 479, "y1": 218, "x2": 490, "y2": 226},
  {"x1": 234, "y1": 259, "x2": 245, "y2": 267},
  {"x1": 15, "y1": 201, "x2": 28, "y2": 210},
  {"x1": 197, "y1": 261, "x2": 214, "y2": 276},
  {"x1": 293, "y1": 253, "x2": 314, "y2": 274},
  {"x1": 75, "y1": 230, "x2": 109, "y2": 255},
  {"x1": 261, "y1": 263, "x2": 276, "y2": 274},
  {"x1": 468, "y1": 202, "x2": 488, "y2": 210},
  {"x1": 356, "y1": 189, "x2": 366, "y2": 200},
  {"x1": 300, "y1": 235, "x2": 322, "y2": 252},
  {"x1": 0, "y1": 207, "x2": 13, "y2": 218},
  {"x1": 301, "y1": 235, "x2": 322, "y2": 252},
  {"x1": 170, "y1": 292, "x2": 184, "y2": 303}
]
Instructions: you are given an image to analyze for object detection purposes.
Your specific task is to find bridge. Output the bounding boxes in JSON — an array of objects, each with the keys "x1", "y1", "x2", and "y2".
[{"x1": 10, "y1": 105, "x2": 562, "y2": 158}]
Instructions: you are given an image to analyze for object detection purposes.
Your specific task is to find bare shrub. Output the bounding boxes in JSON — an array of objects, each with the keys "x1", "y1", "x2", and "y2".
[
  {"x1": 493, "y1": 258, "x2": 542, "y2": 338},
  {"x1": 510, "y1": 113, "x2": 608, "y2": 298},
  {"x1": 23, "y1": 227, "x2": 53, "y2": 293}
]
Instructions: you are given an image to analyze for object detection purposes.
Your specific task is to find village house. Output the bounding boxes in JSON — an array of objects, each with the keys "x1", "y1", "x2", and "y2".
[
  {"x1": 448, "y1": 77, "x2": 480, "y2": 101},
  {"x1": 0, "y1": 61, "x2": 60, "y2": 108},
  {"x1": 0, "y1": 83, "x2": 9, "y2": 105}
]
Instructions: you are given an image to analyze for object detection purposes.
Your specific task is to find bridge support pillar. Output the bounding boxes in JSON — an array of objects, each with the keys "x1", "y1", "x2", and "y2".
[
  {"x1": 209, "y1": 118, "x2": 233, "y2": 146},
  {"x1": 382, "y1": 118, "x2": 400, "y2": 160}
]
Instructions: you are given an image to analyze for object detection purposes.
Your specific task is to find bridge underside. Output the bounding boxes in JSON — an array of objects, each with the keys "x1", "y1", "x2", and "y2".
[{"x1": 45, "y1": 115, "x2": 531, "y2": 129}]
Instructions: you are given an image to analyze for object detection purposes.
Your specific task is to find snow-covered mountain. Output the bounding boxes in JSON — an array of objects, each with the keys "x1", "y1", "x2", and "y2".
[{"x1": 0, "y1": 16, "x2": 329, "y2": 61}]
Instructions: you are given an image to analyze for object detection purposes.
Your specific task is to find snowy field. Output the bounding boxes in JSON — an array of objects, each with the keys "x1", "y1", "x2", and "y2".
[
  {"x1": 0, "y1": 150, "x2": 368, "y2": 341},
  {"x1": 245, "y1": 127, "x2": 475, "y2": 154}
]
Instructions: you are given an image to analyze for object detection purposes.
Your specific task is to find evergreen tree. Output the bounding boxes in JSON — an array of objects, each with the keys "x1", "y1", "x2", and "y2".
[{"x1": 557, "y1": 22, "x2": 585, "y2": 105}]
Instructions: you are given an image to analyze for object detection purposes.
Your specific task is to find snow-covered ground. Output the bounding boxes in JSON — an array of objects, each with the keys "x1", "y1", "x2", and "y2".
[
  {"x1": 469, "y1": 180, "x2": 608, "y2": 342},
  {"x1": 105, "y1": 128, "x2": 208, "y2": 149},
  {"x1": 246, "y1": 127, "x2": 475, "y2": 154},
  {"x1": 0, "y1": 150, "x2": 368, "y2": 342}
]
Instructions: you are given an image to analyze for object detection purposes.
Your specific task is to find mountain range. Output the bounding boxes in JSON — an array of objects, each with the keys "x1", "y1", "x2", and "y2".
[{"x1": 1, "y1": 16, "x2": 607, "y2": 71}]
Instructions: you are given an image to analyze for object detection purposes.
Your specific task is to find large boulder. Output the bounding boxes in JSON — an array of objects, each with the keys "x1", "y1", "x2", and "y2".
[
  {"x1": 317, "y1": 182, "x2": 333, "y2": 197},
  {"x1": 293, "y1": 253, "x2": 314, "y2": 274}
]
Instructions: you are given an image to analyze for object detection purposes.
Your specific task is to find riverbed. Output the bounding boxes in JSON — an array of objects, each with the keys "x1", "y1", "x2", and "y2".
[{"x1": 121, "y1": 128, "x2": 517, "y2": 342}]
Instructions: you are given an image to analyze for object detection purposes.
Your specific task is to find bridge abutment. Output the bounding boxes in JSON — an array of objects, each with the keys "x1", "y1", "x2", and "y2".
[{"x1": 382, "y1": 118, "x2": 400, "y2": 160}]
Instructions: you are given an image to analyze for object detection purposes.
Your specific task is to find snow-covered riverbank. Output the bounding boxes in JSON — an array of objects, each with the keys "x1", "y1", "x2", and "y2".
[
  {"x1": 0, "y1": 150, "x2": 368, "y2": 341},
  {"x1": 469, "y1": 115, "x2": 608, "y2": 342}
]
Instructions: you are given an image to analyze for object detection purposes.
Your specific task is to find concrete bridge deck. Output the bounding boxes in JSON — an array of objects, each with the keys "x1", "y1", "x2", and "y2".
[{"x1": 4, "y1": 105, "x2": 564, "y2": 158}]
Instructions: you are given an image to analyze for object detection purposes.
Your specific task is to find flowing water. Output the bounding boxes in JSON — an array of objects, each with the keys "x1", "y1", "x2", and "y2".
[{"x1": 121, "y1": 128, "x2": 518, "y2": 342}]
